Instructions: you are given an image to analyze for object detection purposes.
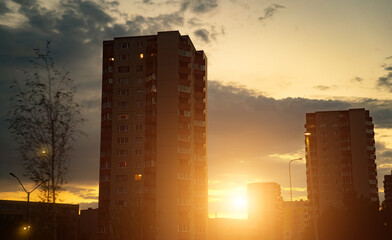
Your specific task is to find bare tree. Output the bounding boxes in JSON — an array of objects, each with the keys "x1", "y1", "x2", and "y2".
[{"x1": 8, "y1": 41, "x2": 84, "y2": 239}]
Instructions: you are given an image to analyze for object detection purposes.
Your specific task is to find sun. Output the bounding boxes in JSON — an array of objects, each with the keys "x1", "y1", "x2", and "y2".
[{"x1": 232, "y1": 195, "x2": 247, "y2": 210}]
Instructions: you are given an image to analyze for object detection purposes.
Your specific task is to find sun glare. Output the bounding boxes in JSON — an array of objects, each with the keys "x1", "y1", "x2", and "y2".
[{"x1": 232, "y1": 195, "x2": 247, "y2": 210}]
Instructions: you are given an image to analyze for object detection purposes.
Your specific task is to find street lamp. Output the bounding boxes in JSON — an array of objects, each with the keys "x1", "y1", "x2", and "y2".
[
  {"x1": 304, "y1": 132, "x2": 319, "y2": 240},
  {"x1": 288, "y1": 157, "x2": 303, "y2": 240},
  {"x1": 9, "y1": 172, "x2": 47, "y2": 230},
  {"x1": 289, "y1": 158, "x2": 304, "y2": 202}
]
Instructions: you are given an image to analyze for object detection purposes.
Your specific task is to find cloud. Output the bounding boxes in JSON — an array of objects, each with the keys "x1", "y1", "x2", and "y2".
[
  {"x1": 313, "y1": 85, "x2": 337, "y2": 91},
  {"x1": 258, "y1": 3, "x2": 285, "y2": 23},
  {"x1": 378, "y1": 61, "x2": 392, "y2": 91},
  {"x1": 181, "y1": 0, "x2": 218, "y2": 13},
  {"x1": 193, "y1": 25, "x2": 225, "y2": 43},
  {"x1": 351, "y1": 76, "x2": 363, "y2": 83},
  {"x1": 0, "y1": 1, "x2": 11, "y2": 15},
  {"x1": 194, "y1": 28, "x2": 209, "y2": 42}
]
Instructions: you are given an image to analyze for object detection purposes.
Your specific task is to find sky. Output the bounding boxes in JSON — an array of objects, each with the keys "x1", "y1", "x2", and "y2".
[{"x1": 0, "y1": 0, "x2": 391, "y2": 219}]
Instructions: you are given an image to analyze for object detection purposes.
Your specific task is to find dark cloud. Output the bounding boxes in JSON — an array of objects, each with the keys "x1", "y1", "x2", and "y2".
[
  {"x1": 313, "y1": 85, "x2": 336, "y2": 91},
  {"x1": 181, "y1": 0, "x2": 218, "y2": 13},
  {"x1": 0, "y1": 1, "x2": 11, "y2": 15},
  {"x1": 386, "y1": 56, "x2": 392, "y2": 60},
  {"x1": 0, "y1": 0, "x2": 185, "y2": 188},
  {"x1": 378, "y1": 67, "x2": 392, "y2": 92},
  {"x1": 194, "y1": 29, "x2": 209, "y2": 42},
  {"x1": 208, "y1": 81, "x2": 392, "y2": 195},
  {"x1": 351, "y1": 76, "x2": 363, "y2": 82},
  {"x1": 258, "y1": 3, "x2": 285, "y2": 23},
  {"x1": 193, "y1": 26, "x2": 224, "y2": 43}
]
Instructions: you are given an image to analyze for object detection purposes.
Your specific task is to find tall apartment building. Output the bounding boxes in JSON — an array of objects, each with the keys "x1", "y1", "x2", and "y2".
[
  {"x1": 248, "y1": 182, "x2": 283, "y2": 240},
  {"x1": 304, "y1": 108, "x2": 378, "y2": 216},
  {"x1": 282, "y1": 200, "x2": 309, "y2": 240},
  {"x1": 99, "y1": 31, "x2": 208, "y2": 240},
  {"x1": 384, "y1": 171, "x2": 392, "y2": 206}
]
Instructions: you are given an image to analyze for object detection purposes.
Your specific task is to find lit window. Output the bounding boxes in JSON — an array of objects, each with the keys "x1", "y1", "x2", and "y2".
[
  {"x1": 139, "y1": 53, "x2": 144, "y2": 59},
  {"x1": 134, "y1": 174, "x2": 142, "y2": 181},
  {"x1": 117, "y1": 162, "x2": 127, "y2": 168},
  {"x1": 118, "y1": 114, "x2": 129, "y2": 120},
  {"x1": 109, "y1": 57, "x2": 114, "y2": 61}
]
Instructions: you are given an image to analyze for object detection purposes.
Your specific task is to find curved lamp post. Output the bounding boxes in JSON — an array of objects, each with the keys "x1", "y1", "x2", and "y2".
[{"x1": 9, "y1": 172, "x2": 47, "y2": 230}]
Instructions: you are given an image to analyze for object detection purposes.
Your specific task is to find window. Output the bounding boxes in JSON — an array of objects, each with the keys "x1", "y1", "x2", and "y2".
[
  {"x1": 135, "y1": 137, "x2": 142, "y2": 143},
  {"x1": 135, "y1": 149, "x2": 142, "y2": 155},
  {"x1": 135, "y1": 113, "x2": 143, "y2": 119},
  {"x1": 136, "y1": 125, "x2": 143, "y2": 131},
  {"x1": 178, "y1": 147, "x2": 190, "y2": 154},
  {"x1": 117, "y1": 150, "x2": 128, "y2": 156},
  {"x1": 118, "y1": 89, "x2": 129, "y2": 96},
  {"x1": 107, "y1": 78, "x2": 113, "y2": 84},
  {"x1": 100, "y1": 161, "x2": 110, "y2": 169},
  {"x1": 102, "y1": 101, "x2": 112, "y2": 109},
  {"x1": 137, "y1": 41, "x2": 143, "y2": 48},
  {"x1": 120, "y1": 54, "x2": 128, "y2": 60},
  {"x1": 100, "y1": 174, "x2": 110, "y2": 182},
  {"x1": 118, "y1": 101, "x2": 128, "y2": 107},
  {"x1": 120, "y1": 42, "x2": 129, "y2": 48},
  {"x1": 119, "y1": 78, "x2": 129, "y2": 84},
  {"x1": 178, "y1": 85, "x2": 191, "y2": 93},
  {"x1": 136, "y1": 89, "x2": 144, "y2": 94},
  {"x1": 134, "y1": 174, "x2": 142, "y2": 181},
  {"x1": 118, "y1": 114, "x2": 129, "y2": 120},
  {"x1": 136, "y1": 101, "x2": 143, "y2": 107},
  {"x1": 118, "y1": 66, "x2": 130, "y2": 73},
  {"x1": 136, "y1": 161, "x2": 142, "y2": 168},
  {"x1": 178, "y1": 49, "x2": 191, "y2": 57},
  {"x1": 136, "y1": 65, "x2": 143, "y2": 72},
  {"x1": 117, "y1": 162, "x2": 127, "y2": 168},
  {"x1": 116, "y1": 200, "x2": 127, "y2": 207},
  {"x1": 139, "y1": 53, "x2": 144, "y2": 59},
  {"x1": 117, "y1": 125, "x2": 128, "y2": 132},
  {"x1": 108, "y1": 66, "x2": 113, "y2": 73},
  {"x1": 117, "y1": 137, "x2": 128, "y2": 144},
  {"x1": 102, "y1": 113, "x2": 111, "y2": 120},
  {"x1": 136, "y1": 77, "x2": 144, "y2": 83},
  {"x1": 116, "y1": 175, "x2": 128, "y2": 182},
  {"x1": 116, "y1": 187, "x2": 126, "y2": 194},
  {"x1": 178, "y1": 172, "x2": 190, "y2": 179},
  {"x1": 109, "y1": 57, "x2": 114, "y2": 62}
]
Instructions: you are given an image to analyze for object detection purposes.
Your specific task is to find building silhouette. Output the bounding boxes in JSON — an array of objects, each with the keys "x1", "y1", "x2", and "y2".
[
  {"x1": 0, "y1": 200, "x2": 78, "y2": 240},
  {"x1": 385, "y1": 170, "x2": 392, "y2": 206},
  {"x1": 248, "y1": 182, "x2": 283, "y2": 240},
  {"x1": 282, "y1": 200, "x2": 309, "y2": 240},
  {"x1": 305, "y1": 108, "x2": 379, "y2": 216},
  {"x1": 99, "y1": 31, "x2": 208, "y2": 240}
]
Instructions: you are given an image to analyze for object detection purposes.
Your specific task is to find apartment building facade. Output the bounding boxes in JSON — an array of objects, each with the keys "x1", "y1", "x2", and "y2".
[
  {"x1": 282, "y1": 200, "x2": 309, "y2": 240},
  {"x1": 248, "y1": 182, "x2": 283, "y2": 240},
  {"x1": 99, "y1": 31, "x2": 208, "y2": 240},
  {"x1": 305, "y1": 109, "x2": 379, "y2": 215}
]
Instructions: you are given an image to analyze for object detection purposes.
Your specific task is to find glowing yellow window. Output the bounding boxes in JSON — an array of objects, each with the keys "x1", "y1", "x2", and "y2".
[
  {"x1": 139, "y1": 53, "x2": 144, "y2": 59},
  {"x1": 134, "y1": 174, "x2": 142, "y2": 181},
  {"x1": 109, "y1": 57, "x2": 114, "y2": 61}
]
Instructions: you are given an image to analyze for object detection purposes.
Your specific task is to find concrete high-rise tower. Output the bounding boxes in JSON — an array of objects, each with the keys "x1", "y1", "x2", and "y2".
[
  {"x1": 305, "y1": 109, "x2": 378, "y2": 215},
  {"x1": 98, "y1": 31, "x2": 208, "y2": 240},
  {"x1": 248, "y1": 182, "x2": 283, "y2": 240}
]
